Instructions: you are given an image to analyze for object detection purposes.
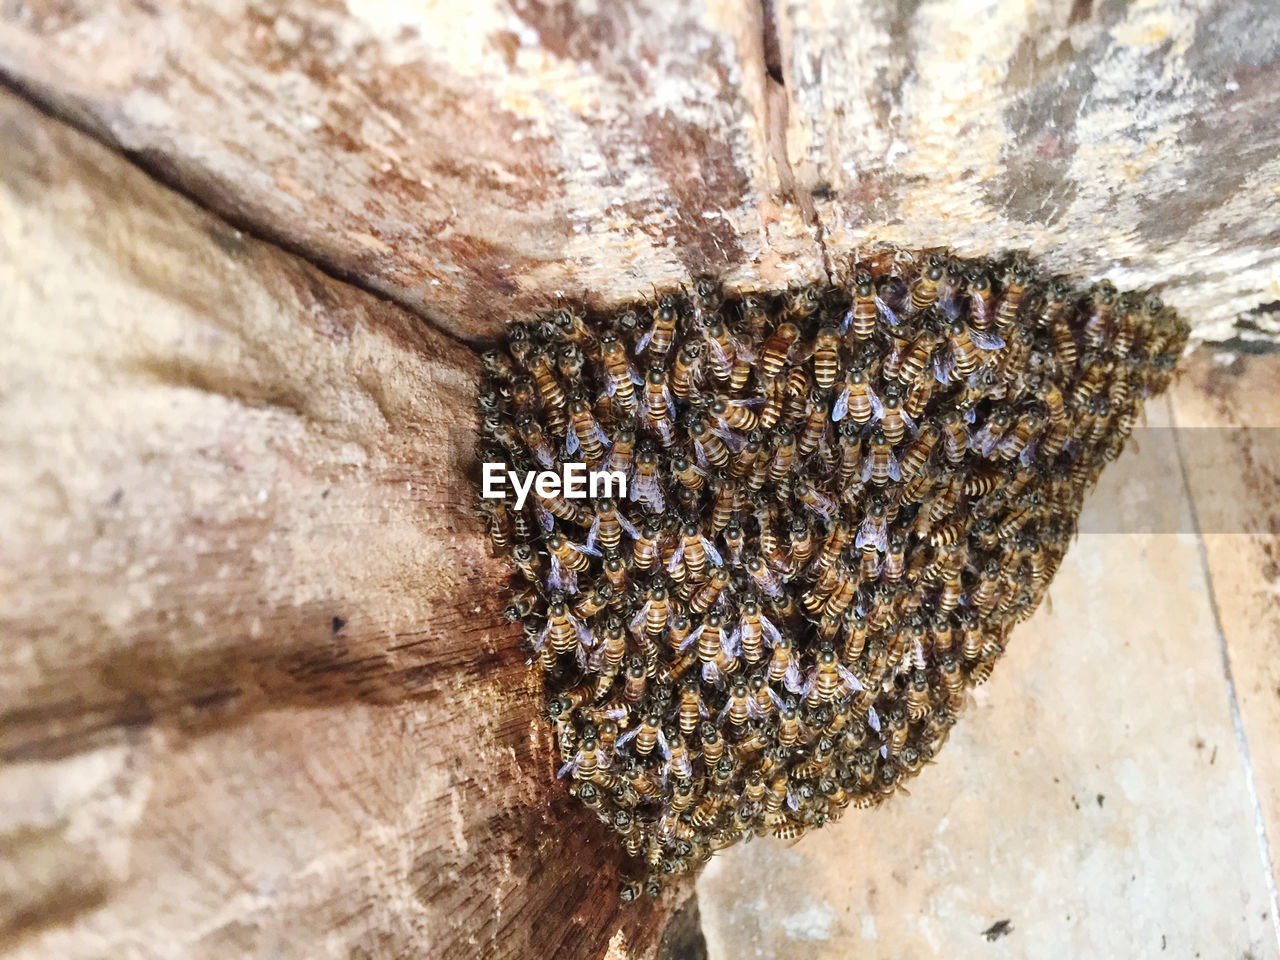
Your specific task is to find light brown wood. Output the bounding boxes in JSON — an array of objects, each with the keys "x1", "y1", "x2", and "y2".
[
  {"x1": 2, "y1": 0, "x2": 1276, "y2": 342},
  {"x1": 0, "y1": 90, "x2": 683, "y2": 959}
]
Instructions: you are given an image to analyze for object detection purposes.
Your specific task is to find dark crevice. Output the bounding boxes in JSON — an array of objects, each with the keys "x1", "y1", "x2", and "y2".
[
  {"x1": 756, "y1": 0, "x2": 831, "y2": 283},
  {"x1": 0, "y1": 72, "x2": 480, "y2": 357},
  {"x1": 760, "y1": 0, "x2": 784, "y2": 85},
  {"x1": 656, "y1": 894, "x2": 709, "y2": 960}
]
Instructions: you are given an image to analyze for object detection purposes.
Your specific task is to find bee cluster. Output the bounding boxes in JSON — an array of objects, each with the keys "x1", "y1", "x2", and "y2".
[{"x1": 475, "y1": 250, "x2": 1187, "y2": 898}]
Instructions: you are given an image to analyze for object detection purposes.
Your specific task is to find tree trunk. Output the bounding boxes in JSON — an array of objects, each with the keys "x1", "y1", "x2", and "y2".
[{"x1": 1, "y1": 2, "x2": 1277, "y2": 958}]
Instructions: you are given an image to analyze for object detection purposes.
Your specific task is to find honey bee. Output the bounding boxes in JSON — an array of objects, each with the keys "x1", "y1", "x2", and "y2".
[
  {"x1": 909, "y1": 257, "x2": 945, "y2": 312},
  {"x1": 671, "y1": 339, "x2": 704, "y2": 401},
  {"x1": 996, "y1": 261, "x2": 1030, "y2": 330},
  {"x1": 760, "y1": 321, "x2": 802, "y2": 381},
  {"x1": 637, "y1": 293, "x2": 679, "y2": 356},
  {"x1": 863, "y1": 430, "x2": 901, "y2": 485},
  {"x1": 877, "y1": 383, "x2": 914, "y2": 445},
  {"x1": 810, "y1": 325, "x2": 842, "y2": 389},
  {"x1": 832, "y1": 365, "x2": 879, "y2": 426},
  {"x1": 967, "y1": 268, "x2": 995, "y2": 330},
  {"x1": 844, "y1": 271, "x2": 879, "y2": 341},
  {"x1": 629, "y1": 440, "x2": 665, "y2": 512}
]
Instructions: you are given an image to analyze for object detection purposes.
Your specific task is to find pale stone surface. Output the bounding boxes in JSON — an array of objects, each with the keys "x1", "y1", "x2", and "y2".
[
  {"x1": 1, "y1": 0, "x2": 1276, "y2": 341},
  {"x1": 1170, "y1": 350, "x2": 1280, "y2": 894},
  {"x1": 696, "y1": 392, "x2": 1280, "y2": 959},
  {"x1": 0, "y1": 89, "x2": 681, "y2": 960}
]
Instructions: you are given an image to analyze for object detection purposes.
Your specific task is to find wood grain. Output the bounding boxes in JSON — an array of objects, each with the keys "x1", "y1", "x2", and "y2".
[
  {"x1": 0, "y1": 90, "x2": 682, "y2": 959},
  {"x1": 2, "y1": 1, "x2": 1275, "y2": 342}
]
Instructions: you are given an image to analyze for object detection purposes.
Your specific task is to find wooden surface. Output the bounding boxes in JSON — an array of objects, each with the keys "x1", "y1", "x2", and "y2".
[
  {"x1": 2, "y1": 0, "x2": 1277, "y2": 342},
  {"x1": 0, "y1": 89, "x2": 684, "y2": 959}
]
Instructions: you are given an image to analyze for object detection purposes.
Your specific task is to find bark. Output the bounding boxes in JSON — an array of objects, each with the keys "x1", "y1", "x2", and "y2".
[
  {"x1": 1, "y1": 0, "x2": 1277, "y2": 344},
  {"x1": 0, "y1": 90, "x2": 683, "y2": 959}
]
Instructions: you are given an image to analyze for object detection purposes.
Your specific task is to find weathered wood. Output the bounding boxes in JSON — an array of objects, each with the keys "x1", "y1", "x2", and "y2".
[
  {"x1": 1, "y1": 0, "x2": 1276, "y2": 343},
  {"x1": 0, "y1": 90, "x2": 682, "y2": 959}
]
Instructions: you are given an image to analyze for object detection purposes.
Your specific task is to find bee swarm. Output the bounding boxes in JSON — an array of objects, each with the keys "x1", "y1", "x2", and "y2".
[{"x1": 474, "y1": 250, "x2": 1187, "y2": 899}]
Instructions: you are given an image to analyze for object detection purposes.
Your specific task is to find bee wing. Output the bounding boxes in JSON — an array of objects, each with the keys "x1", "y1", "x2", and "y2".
[
  {"x1": 900, "y1": 408, "x2": 917, "y2": 434},
  {"x1": 667, "y1": 540, "x2": 686, "y2": 572},
  {"x1": 867, "y1": 383, "x2": 884, "y2": 419},
  {"x1": 712, "y1": 425, "x2": 743, "y2": 453},
  {"x1": 557, "y1": 756, "x2": 581, "y2": 779},
  {"x1": 838, "y1": 664, "x2": 863, "y2": 692},
  {"x1": 565, "y1": 429, "x2": 580, "y2": 455},
  {"x1": 548, "y1": 554, "x2": 564, "y2": 591},
  {"x1": 705, "y1": 334, "x2": 730, "y2": 365},
  {"x1": 716, "y1": 699, "x2": 733, "y2": 725},
  {"x1": 605, "y1": 372, "x2": 619, "y2": 396},
  {"x1": 576, "y1": 539, "x2": 601, "y2": 557},
  {"x1": 679, "y1": 623, "x2": 704, "y2": 653},
  {"x1": 618, "y1": 513, "x2": 640, "y2": 539},
  {"x1": 768, "y1": 687, "x2": 787, "y2": 711},
  {"x1": 635, "y1": 327, "x2": 654, "y2": 354},
  {"x1": 880, "y1": 744, "x2": 890, "y2": 759},
  {"x1": 875, "y1": 295, "x2": 900, "y2": 327},
  {"x1": 832, "y1": 386, "x2": 850, "y2": 422},
  {"x1": 586, "y1": 643, "x2": 607, "y2": 670},
  {"x1": 867, "y1": 706, "x2": 881, "y2": 732},
  {"x1": 535, "y1": 501, "x2": 555, "y2": 532},
  {"x1": 970, "y1": 328, "x2": 1006, "y2": 350},
  {"x1": 656, "y1": 728, "x2": 670, "y2": 760},
  {"x1": 693, "y1": 440, "x2": 710, "y2": 469},
  {"x1": 800, "y1": 666, "x2": 817, "y2": 697},
  {"x1": 702, "y1": 660, "x2": 720, "y2": 684},
  {"x1": 629, "y1": 602, "x2": 651, "y2": 633},
  {"x1": 747, "y1": 696, "x2": 765, "y2": 720},
  {"x1": 1019, "y1": 439, "x2": 1038, "y2": 467},
  {"x1": 723, "y1": 627, "x2": 742, "y2": 658},
  {"x1": 617, "y1": 728, "x2": 639, "y2": 748},
  {"x1": 839, "y1": 307, "x2": 855, "y2": 335},
  {"x1": 785, "y1": 788, "x2": 800, "y2": 812},
  {"x1": 573, "y1": 614, "x2": 594, "y2": 646},
  {"x1": 888, "y1": 454, "x2": 902, "y2": 482},
  {"x1": 535, "y1": 622, "x2": 551, "y2": 651},
  {"x1": 701, "y1": 538, "x2": 724, "y2": 567},
  {"x1": 933, "y1": 352, "x2": 955, "y2": 384},
  {"x1": 760, "y1": 614, "x2": 781, "y2": 646},
  {"x1": 979, "y1": 426, "x2": 1001, "y2": 458},
  {"x1": 784, "y1": 660, "x2": 804, "y2": 693},
  {"x1": 584, "y1": 515, "x2": 601, "y2": 553},
  {"x1": 736, "y1": 340, "x2": 757, "y2": 362}
]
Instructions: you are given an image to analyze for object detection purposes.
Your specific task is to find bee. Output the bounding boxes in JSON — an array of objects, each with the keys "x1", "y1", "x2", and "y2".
[
  {"x1": 599, "y1": 331, "x2": 640, "y2": 413},
  {"x1": 910, "y1": 257, "x2": 944, "y2": 312},
  {"x1": 711, "y1": 394, "x2": 759, "y2": 432},
  {"x1": 671, "y1": 339, "x2": 703, "y2": 401},
  {"x1": 719, "y1": 681, "x2": 758, "y2": 728},
  {"x1": 844, "y1": 271, "x2": 879, "y2": 341},
  {"x1": 703, "y1": 319, "x2": 741, "y2": 383},
  {"x1": 967, "y1": 268, "x2": 995, "y2": 330},
  {"x1": 832, "y1": 365, "x2": 879, "y2": 425},
  {"x1": 891, "y1": 329, "x2": 938, "y2": 385},
  {"x1": 567, "y1": 393, "x2": 609, "y2": 462},
  {"x1": 863, "y1": 430, "x2": 901, "y2": 485},
  {"x1": 637, "y1": 293, "x2": 679, "y2": 356},
  {"x1": 786, "y1": 396, "x2": 823, "y2": 461},
  {"x1": 629, "y1": 440, "x2": 665, "y2": 512},
  {"x1": 670, "y1": 452, "x2": 707, "y2": 495},
  {"x1": 528, "y1": 348, "x2": 567, "y2": 414},
  {"x1": 768, "y1": 426, "x2": 797, "y2": 483},
  {"x1": 690, "y1": 567, "x2": 731, "y2": 614},
  {"x1": 760, "y1": 321, "x2": 802, "y2": 381},
  {"x1": 877, "y1": 383, "x2": 914, "y2": 445},
  {"x1": 617, "y1": 709, "x2": 666, "y2": 757},
  {"x1": 996, "y1": 261, "x2": 1030, "y2": 330},
  {"x1": 689, "y1": 414, "x2": 732, "y2": 470},
  {"x1": 707, "y1": 474, "x2": 738, "y2": 534},
  {"x1": 669, "y1": 520, "x2": 723, "y2": 582},
  {"x1": 810, "y1": 325, "x2": 842, "y2": 389}
]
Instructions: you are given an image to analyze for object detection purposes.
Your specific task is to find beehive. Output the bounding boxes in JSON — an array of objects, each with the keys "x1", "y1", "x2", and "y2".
[{"x1": 474, "y1": 250, "x2": 1187, "y2": 897}]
